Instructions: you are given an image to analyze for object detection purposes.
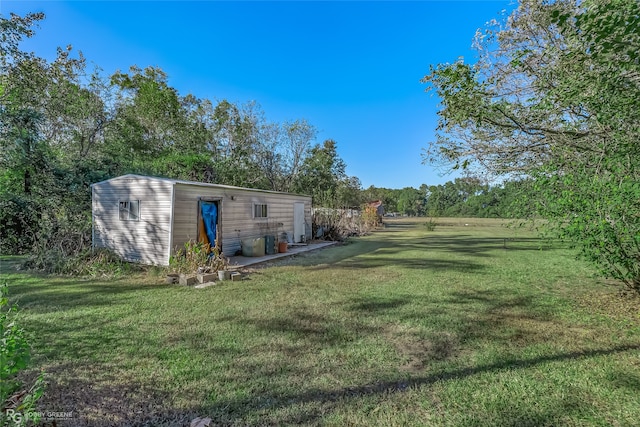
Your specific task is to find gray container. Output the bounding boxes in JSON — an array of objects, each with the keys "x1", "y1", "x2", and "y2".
[{"x1": 265, "y1": 235, "x2": 276, "y2": 255}]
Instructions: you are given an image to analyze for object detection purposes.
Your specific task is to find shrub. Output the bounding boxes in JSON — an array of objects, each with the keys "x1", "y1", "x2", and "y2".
[
  {"x1": 0, "y1": 283, "x2": 45, "y2": 426},
  {"x1": 22, "y1": 215, "x2": 92, "y2": 274},
  {"x1": 20, "y1": 212, "x2": 139, "y2": 278},
  {"x1": 66, "y1": 249, "x2": 140, "y2": 277},
  {"x1": 423, "y1": 218, "x2": 437, "y2": 231},
  {"x1": 24, "y1": 244, "x2": 138, "y2": 278},
  {"x1": 362, "y1": 205, "x2": 381, "y2": 230}
]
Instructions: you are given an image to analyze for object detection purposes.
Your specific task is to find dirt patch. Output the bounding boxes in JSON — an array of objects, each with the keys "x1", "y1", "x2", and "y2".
[
  {"x1": 30, "y1": 362, "x2": 200, "y2": 427},
  {"x1": 383, "y1": 325, "x2": 458, "y2": 374},
  {"x1": 574, "y1": 288, "x2": 640, "y2": 325}
]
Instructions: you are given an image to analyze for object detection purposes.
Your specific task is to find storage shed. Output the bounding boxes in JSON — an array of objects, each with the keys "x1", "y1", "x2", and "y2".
[{"x1": 91, "y1": 174, "x2": 312, "y2": 265}]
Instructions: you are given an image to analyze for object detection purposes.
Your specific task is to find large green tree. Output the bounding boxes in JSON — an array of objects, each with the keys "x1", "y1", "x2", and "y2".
[
  {"x1": 396, "y1": 187, "x2": 425, "y2": 216},
  {"x1": 293, "y1": 139, "x2": 349, "y2": 206},
  {"x1": 422, "y1": 0, "x2": 640, "y2": 291},
  {"x1": 109, "y1": 66, "x2": 215, "y2": 179}
]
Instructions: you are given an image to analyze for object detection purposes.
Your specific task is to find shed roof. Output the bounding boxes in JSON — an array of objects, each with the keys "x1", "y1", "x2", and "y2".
[{"x1": 91, "y1": 174, "x2": 311, "y2": 198}]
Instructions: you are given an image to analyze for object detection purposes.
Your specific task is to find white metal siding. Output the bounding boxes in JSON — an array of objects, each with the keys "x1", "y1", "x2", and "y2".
[
  {"x1": 92, "y1": 176, "x2": 173, "y2": 265},
  {"x1": 171, "y1": 183, "x2": 312, "y2": 257}
]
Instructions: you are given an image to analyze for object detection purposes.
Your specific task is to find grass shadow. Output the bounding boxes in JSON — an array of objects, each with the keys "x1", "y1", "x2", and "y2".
[
  {"x1": 197, "y1": 344, "x2": 640, "y2": 425},
  {"x1": 6, "y1": 275, "x2": 168, "y2": 314}
]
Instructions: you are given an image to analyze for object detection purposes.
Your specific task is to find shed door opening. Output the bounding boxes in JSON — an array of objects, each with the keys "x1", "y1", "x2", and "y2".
[{"x1": 198, "y1": 200, "x2": 220, "y2": 249}]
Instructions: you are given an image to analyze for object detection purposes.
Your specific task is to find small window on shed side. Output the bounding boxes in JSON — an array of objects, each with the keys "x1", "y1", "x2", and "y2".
[
  {"x1": 119, "y1": 200, "x2": 140, "y2": 221},
  {"x1": 253, "y1": 203, "x2": 268, "y2": 218}
]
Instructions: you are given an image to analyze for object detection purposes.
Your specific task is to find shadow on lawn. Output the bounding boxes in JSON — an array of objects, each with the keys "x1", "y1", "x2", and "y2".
[
  {"x1": 26, "y1": 313, "x2": 161, "y2": 361},
  {"x1": 35, "y1": 343, "x2": 639, "y2": 426},
  {"x1": 377, "y1": 221, "x2": 417, "y2": 232},
  {"x1": 288, "y1": 224, "x2": 564, "y2": 274},
  {"x1": 334, "y1": 256, "x2": 485, "y2": 273},
  {"x1": 6, "y1": 275, "x2": 168, "y2": 314},
  {"x1": 197, "y1": 343, "x2": 640, "y2": 426},
  {"x1": 349, "y1": 296, "x2": 411, "y2": 312},
  {"x1": 294, "y1": 238, "x2": 488, "y2": 273},
  {"x1": 242, "y1": 310, "x2": 368, "y2": 345}
]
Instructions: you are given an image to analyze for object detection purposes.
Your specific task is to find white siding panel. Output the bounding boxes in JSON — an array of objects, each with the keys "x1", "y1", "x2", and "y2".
[{"x1": 92, "y1": 176, "x2": 173, "y2": 265}]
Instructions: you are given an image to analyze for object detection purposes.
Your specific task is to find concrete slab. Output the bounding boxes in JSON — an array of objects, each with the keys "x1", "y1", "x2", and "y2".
[{"x1": 228, "y1": 241, "x2": 338, "y2": 269}]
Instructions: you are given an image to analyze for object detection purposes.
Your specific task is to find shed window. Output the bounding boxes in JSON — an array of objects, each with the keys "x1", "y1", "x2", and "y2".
[
  {"x1": 254, "y1": 203, "x2": 268, "y2": 218},
  {"x1": 119, "y1": 200, "x2": 140, "y2": 221}
]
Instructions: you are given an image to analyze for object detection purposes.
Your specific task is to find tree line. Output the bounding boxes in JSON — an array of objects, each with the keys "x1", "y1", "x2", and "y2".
[
  {"x1": 362, "y1": 178, "x2": 527, "y2": 218},
  {"x1": 0, "y1": 12, "x2": 362, "y2": 255}
]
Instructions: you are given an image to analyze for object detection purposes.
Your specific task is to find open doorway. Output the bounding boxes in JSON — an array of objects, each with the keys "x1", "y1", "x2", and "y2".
[{"x1": 198, "y1": 199, "x2": 221, "y2": 250}]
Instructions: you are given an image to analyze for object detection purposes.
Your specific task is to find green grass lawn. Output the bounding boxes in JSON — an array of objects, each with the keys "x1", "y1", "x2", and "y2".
[{"x1": 2, "y1": 219, "x2": 639, "y2": 426}]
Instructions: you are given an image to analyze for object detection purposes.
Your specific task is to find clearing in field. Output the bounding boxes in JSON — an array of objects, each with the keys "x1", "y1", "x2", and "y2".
[{"x1": 2, "y1": 218, "x2": 639, "y2": 426}]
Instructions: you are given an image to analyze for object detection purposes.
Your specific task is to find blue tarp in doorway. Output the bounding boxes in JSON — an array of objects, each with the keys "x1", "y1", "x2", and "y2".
[{"x1": 201, "y1": 202, "x2": 217, "y2": 246}]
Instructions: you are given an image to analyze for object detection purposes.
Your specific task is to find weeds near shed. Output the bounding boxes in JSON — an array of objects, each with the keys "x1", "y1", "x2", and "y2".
[
  {"x1": 22, "y1": 216, "x2": 93, "y2": 274},
  {"x1": 209, "y1": 238, "x2": 230, "y2": 273},
  {"x1": 70, "y1": 249, "x2": 140, "y2": 277},
  {"x1": 168, "y1": 239, "x2": 229, "y2": 275},
  {"x1": 169, "y1": 241, "x2": 210, "y2": 274},
  {"x1": 24, "y1": 246, "x2": 138, "y2": 278}
]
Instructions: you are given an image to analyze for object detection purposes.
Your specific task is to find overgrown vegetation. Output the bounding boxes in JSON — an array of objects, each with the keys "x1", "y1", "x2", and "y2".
[
  {"x1": 423, "y1": 218, "x2": 437, "y2": 231},
  {"x1": 312, "y1": 206, "x2": 381, "y2": 241},
  {"x1": 2, "y1": 220, "x2": 638, "y2": 426},
  {"x1": 1, "y1": 283, "x2": 44, "y2": 426},
  {"x1": 168, "y1": 240, "x2": 229, "y2": 275},
  {"x1": 23, "y1": 248, "x2": 141, "y2": 278},
  {"x1": 11, "y1": 212, "x2": 137, "y2": 277}
]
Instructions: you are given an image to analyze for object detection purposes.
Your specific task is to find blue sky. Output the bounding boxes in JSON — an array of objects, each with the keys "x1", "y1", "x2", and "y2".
[{"x1": 2, "y1": 1, "x2": 514, "y2": 189}]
